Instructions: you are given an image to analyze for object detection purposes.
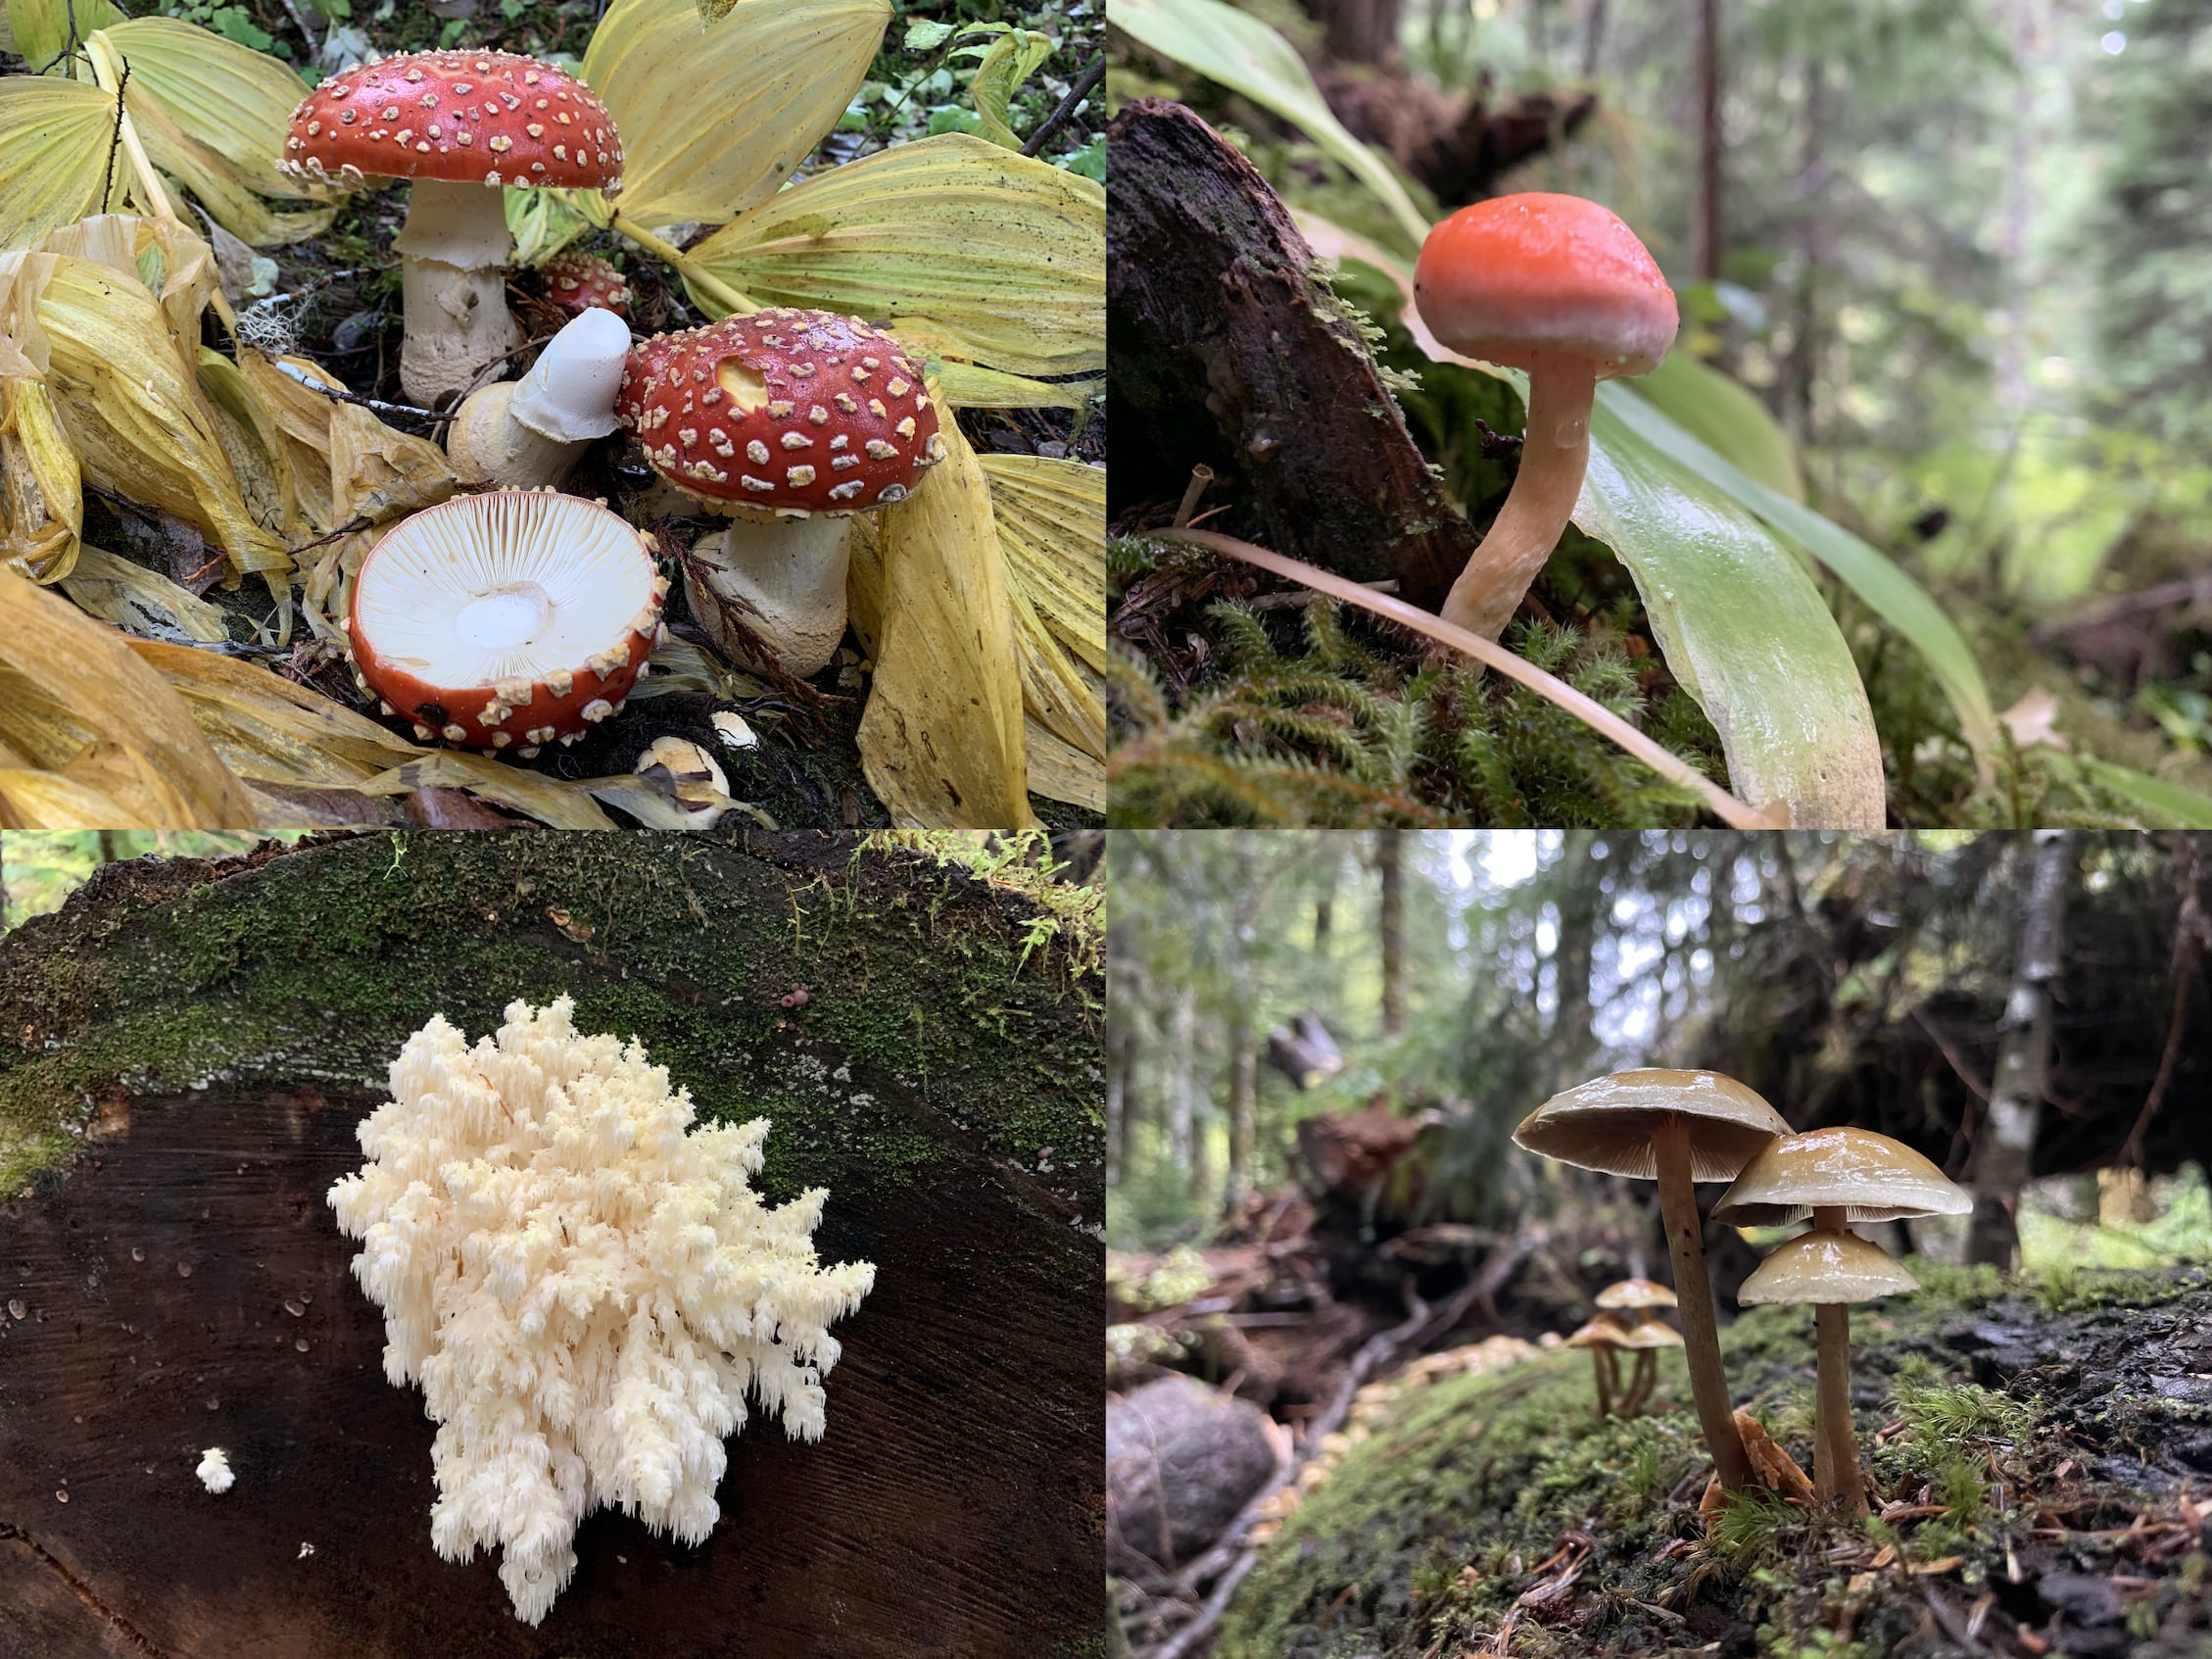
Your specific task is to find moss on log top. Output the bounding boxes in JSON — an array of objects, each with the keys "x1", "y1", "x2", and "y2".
[
  {"x1": 1223, "y1": 1266, "x2": 2212, "y2": 1658},
  {"x1": 0, "y1": 831, "x2": 1102, "y2": 1214}
]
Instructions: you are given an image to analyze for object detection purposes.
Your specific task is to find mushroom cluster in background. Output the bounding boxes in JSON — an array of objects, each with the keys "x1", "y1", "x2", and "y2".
[
  {"x1": 1565, "y1": 1280, "x2": 1683, "y2": 1420},
  {"x1": 1517, "y1": 1070, "x2": 1968, "y2": 1521}
]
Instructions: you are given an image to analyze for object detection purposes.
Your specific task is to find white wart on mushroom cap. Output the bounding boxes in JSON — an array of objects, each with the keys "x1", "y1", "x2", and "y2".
[{"x1": 348, "y1": 490, "x2": 665, "y2": 754}]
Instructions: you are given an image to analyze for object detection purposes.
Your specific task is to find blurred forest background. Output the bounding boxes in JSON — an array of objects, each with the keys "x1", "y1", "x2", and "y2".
[
  {"x1": 1106, "y1": 0, "x2": 2212, "y2": 825},
  {"x1": 1107, "y1": 831, "x2": 2212, "y2": 1265}
]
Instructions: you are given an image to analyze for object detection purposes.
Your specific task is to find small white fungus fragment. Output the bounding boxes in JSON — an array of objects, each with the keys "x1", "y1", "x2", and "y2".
[
  {"x1": 328, "y1": 997, "x2": 874, "y2": 1626},
  {"x1": 197, "y1": 1447, "x2": 234, "y2": 1493},
  {"x1": 709, "y1": 709, "x2": 759, "y2": 751}
]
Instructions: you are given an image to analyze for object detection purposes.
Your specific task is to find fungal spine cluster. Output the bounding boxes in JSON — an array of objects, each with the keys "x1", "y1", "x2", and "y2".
[{"x1": 327, "y1": 997, "x2": 875, "y2": 1625}]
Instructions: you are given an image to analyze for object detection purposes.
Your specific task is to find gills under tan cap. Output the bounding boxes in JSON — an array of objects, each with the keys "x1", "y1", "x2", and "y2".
[
  {"x1": 1712, "y1": 1127, "x2": 1971, "y2": 1227},
  {"x1": 1735, "y1": 1230, "x2": 1918, "y2": 1305},
  {"x1": 1613, "y1": 1317, "x2": 1685, "y2": 1350},
  {"x1": 1514, "y1": 1069, "x2": 1790, "y2": 1184}
]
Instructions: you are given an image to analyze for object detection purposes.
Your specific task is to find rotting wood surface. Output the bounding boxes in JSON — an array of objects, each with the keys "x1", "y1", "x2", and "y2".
[
  {"x1": 1106, "y1": 98, "x2": 1477, "y2": 611},
  {"x1": 0, "y1": 832, "x2": 1104, "y2": 1659}
]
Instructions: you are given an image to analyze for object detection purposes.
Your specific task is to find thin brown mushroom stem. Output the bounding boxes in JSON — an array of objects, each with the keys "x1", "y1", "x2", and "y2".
[
  {"x1": 1438, "y1": 358, "x2": 1598, "y2": 641},
  {"x1": 1623, "y1": 1349, "x2": 1656, "y2": 1417},
  {"x1": 1809, "y1": 1203, "x2": 1867, "y2": 1517},
  {"x1": 1592, "y1": 1346, "x2": 1615, "y2": 1419},
  {"x1": 1654, "y1": 1115, "x2": 1754, "y2": 1489}
]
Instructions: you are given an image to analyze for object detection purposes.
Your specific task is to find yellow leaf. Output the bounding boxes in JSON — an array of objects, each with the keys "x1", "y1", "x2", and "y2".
[
  {"x1": 34, "y1": 255, "x2": 290, "y2": 579},
  {"x1": 131, "y1": 637, "x2": 418, "y2": 784},
  {"x1": 683, "y1": 133, "x2": 1104, "y2": 378},
  {"x1": 931, "y1": 361, "x2": 1100, "y2": 411},
  {"x1": 855, "y1": 417, "x2": 1034, "y2": 829},
  {"x1": 0, "y1": 377, "x2": 82, "y2": 581},
  {"x1": 1025, "y1": 719, "x2": 1104, "y2": 812},
  {"x1": 356, "y1": 753, "x2": 620, "y2": 831},
  {"x1": 981, "y1": 453, "x2": 1105, "y2": 672},
  {"x1": 61, "y1": 545, "x2": 228, "y2": 641},
  {"x1": 8, "y1": 0, "x2": 121, "y2": 67},
  {"x1": 0, "y1": 563, "x2": 258, "y2": 826},
  {"x1": 94, "y1": 19, "x2": 323, "y2": 204},
  {"x1": 0, "y1": 78, "x2": 124, "y2": 251},
  {"x1": 583, "y1": 0, "x2": 890, "y2": 229}
]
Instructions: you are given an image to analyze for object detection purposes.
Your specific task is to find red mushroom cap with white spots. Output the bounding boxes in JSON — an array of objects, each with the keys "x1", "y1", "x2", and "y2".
[
  {"x1": 279, "y1": 50, "x2": 623, "y2": 191},
  {"x1": 614, "y1": 309, "x2": 945, "y2": 515},
  {"x1": 541, "y1": 250, "x2": 631, "y2": 318},
  {"x1": 347, "y1": 491, "x2": 666, "y2": 754}
]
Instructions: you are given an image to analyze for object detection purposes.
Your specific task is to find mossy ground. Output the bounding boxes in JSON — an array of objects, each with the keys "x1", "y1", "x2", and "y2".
[
  {"x1": 1221, "y1": 1266, "x2": 2212, "y2": 1658},
  {"x1": 0, "y1": 833, "x2": 1103, "y2": 1246}
]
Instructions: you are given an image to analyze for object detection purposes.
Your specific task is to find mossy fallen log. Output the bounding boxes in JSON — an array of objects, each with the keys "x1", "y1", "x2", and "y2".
[
  {"x1": 1220, "y1": 1266, "x2": 2212, "y2": 1658},
  {"x1": 0, "y1": 831, "x2": 1104, "y2": 1659}
]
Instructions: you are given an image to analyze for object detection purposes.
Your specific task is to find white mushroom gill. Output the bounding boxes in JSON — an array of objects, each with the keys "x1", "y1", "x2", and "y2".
[
  {"x1": 326, "y1": 998, "x2": 875, "y2": 1626},
  {"x1": 353, "y1": 492, "x2": 653, "y2": 687}
]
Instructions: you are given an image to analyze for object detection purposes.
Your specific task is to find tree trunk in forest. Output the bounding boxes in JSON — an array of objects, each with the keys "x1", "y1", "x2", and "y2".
[
  {"x1": 1378, "y1": 833, "x2": 1407, "y2": 1040},
  {"x1": 1788, "y1": 57, "x2": 1826, "y2": 451},
  {"x1": 1107, "y1": 943, "x2": 1136, "y2": 1190},
  {"x1": 0, "y1": 833, "x2": 1102, "y2": 1659},
  {"x1": 1315, "y1": 0, "x2": 1403, "y2": 65},
  {"x1": 1692, "y1": 0, "x2": 1722, "y2": 282},
  {"x1": 1551, "y1": 854, "x2": 1599, "y2": 1075},
  {"x1": 1105, "y1": 101, "x2": 1477, "y2": 610},
  {"x1": 1968, "y1": 829, "x2": 2072, "y2": 1269},
  {"x1": 1580, "y1": 0, "x2": 1610, "y2": 75},
  {"x1": 1170, "y1": 986, "x2": 1200, "y2": 1196},
  {"x1": 1223, "y1": 1015, "x2": 1259, "y2": 1216}
]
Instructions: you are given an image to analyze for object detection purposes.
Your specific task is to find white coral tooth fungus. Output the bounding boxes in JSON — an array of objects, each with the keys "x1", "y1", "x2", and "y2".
[{"x1": 328, "y1": 996, "x2": 875, "y2": 1625}]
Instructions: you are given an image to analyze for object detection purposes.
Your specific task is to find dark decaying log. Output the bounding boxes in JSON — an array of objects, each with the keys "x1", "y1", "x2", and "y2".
[
  {"x1": 0, "y1": 832, "x2": 1103, "y2": 1659},
  {"x1": 1106, "y1": 99, "x2": 1478, "y2": 611}
]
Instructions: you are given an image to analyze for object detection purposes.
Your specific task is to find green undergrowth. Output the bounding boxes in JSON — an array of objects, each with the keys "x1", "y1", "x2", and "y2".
[
  {"x1": 1106, "y1": 544, "x2": 1726, "y2": 826},
  {"x1": 0, "y1": 835, "x2": 1102, "y2": 1238},
  {"x1": 1218, "y1": 1267, "x2": 2211, "y2": 1659}
]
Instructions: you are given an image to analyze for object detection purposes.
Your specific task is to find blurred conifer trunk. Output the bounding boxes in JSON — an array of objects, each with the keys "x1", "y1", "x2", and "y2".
[{"x1": 1967, "y1": 829, "x2": 2073, "y2": 1268}]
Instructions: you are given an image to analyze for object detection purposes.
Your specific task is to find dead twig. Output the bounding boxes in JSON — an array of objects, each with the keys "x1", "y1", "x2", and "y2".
[{"x1": 1022, "y1": 52, "x2": 1105, "y2": 158}]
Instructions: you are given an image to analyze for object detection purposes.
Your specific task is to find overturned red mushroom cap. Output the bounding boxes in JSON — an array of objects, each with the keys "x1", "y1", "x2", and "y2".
[
  {"x1": 540, "y1": 250, "x2": 631, "y2": 318},
  {"x1": 614, "y1": 309, "x2": 945, "y2": 515},
  {"x1": 347, "y1": 490, "x2": 666, "y2": 755},
  {"x1": 280, "y1": 50, "x2": 623, "y2": 191}
]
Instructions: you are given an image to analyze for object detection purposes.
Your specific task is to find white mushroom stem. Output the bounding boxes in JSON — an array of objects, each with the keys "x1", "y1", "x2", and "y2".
[
  {"x1": 394, "y1": 177, "x2": 521, "y2": 407},
  {"x1": 686, "y1": 513, "x2": 852, "y2": 680},
  {"x1": 1809, "y1": 1205, "x2": 1868, "y2": 1517},
  {"x1": 447, "y1": 307, "x2": 631, "y2": 488},
  {"x1": 1654, "y1": 1115, "x2": 1755, "y2": 1491},
  {"x1": 1439, "y1": 357, "x2": 1598, "y2": 641}
]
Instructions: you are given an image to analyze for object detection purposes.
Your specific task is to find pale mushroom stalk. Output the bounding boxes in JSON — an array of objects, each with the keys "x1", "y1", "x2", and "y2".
[
  {"x1": 1439, "y1": 358, "x2": 1597, "y2": 640},
  {"x1": 1810, "y1": 1204, "x2": 1862, "y2": 1515},
  {"x1": 448, "y1": 307, "x2": 632, "y2": 489},
  {"x1": 1655, "y1": 1116, "x2": 1755, "y2": 1490},
  {"x1": 394, "y1": 178, "x2": 520, "y2": 407},
  {"x1": 1414, "y1": 193, "x2": 1677, "y2": 641},
  {"x1": 687, "y1": 512, "x2": 854, "y2": 679}
]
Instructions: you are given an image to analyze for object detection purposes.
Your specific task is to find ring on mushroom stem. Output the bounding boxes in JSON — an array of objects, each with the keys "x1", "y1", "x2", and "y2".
[
  {"x1": 347, "y1": 489, "x2": 666, "y2": 755},
  {"x1": 1515, "y1": 1070, "x2": 1788, "y2": 1490},
  {"x1": 279, "y1": 51, "x2": 626, "y2": 407},
  {"x1": 1714, "y1": 1128, "x2": 1971, "y2": 1518},
  {"x1": 613, "y1": 308, "x2": 945, "y2": 679},
  {"x1": 1413, "y1": 193, "x2": 1678, "y2": 641}
]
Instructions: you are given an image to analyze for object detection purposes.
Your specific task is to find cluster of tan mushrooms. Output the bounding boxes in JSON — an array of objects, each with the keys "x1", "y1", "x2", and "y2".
[
  {"x1": 1565, "y1": 1279, "x2": 1682, "y2": 1419},
  {"x1": 274, "y1": 49, "x2": 946, "y2": 794},
  {"x1": 1517, "y1": 1070, "x2": 1969, "y2": 1518}
]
